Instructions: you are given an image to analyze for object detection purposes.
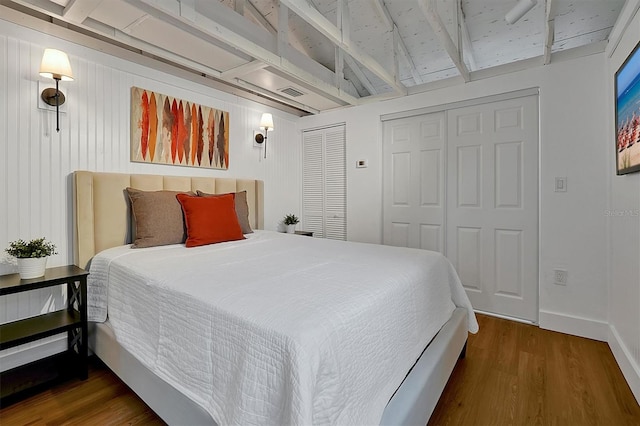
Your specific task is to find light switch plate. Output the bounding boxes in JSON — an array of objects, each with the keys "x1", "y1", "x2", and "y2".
[
  {"x1": 555, "y1": 177, "x2": 567, "y2": 192},
  {"x1": 356, "y1": 159, "x2": 368, "y2": 168}
]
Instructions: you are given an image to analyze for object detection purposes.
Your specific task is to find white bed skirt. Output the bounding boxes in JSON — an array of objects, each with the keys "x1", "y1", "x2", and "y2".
[{"x1": 89, "y1": 308, "x2": 468, "y2": 426}]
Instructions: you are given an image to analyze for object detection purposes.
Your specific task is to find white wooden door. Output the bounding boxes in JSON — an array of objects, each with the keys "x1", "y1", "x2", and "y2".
[
  {"x1": 446, "y1": 95, "x2": 538, "y2": 321},
  {"x1": 383, "y1": 112, "x2": 446, "y2": 253},
  {"x1": 302, "y1": 125, "x2": 346, "y2": 240}
]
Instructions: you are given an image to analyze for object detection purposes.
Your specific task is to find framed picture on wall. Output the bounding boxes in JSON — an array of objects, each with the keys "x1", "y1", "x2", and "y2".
[
  {"x1": 130, "y1": 87, "x2": 230, "y2": 170},
  {"x1": 615, "y1": 40, "x2": 640, "y2": 175}
]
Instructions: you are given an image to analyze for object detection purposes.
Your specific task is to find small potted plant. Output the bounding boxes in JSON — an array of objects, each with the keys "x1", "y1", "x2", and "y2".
[
  {"x1": 283, "y1": 214, "x2": 300, "y2": 234},
  {"x1": 5, "y1": 238, "x2": 57, "y2": 279}
]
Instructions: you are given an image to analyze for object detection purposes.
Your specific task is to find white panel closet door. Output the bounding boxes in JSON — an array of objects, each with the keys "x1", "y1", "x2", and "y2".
[
  {"x1": 446, "y1": 95, "x2": 538, "y2": 322},
  {"x1": 302, "y1": 125, "x2": 346, "y2": 240},
  {"x1": 383, "y1": 112, "x2": 446, "y2": 253}
]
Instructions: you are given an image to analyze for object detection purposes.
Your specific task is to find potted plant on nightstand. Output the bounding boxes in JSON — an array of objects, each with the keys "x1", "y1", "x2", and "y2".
[
  {"x1": 283, "y1": 214, "x2": 300, "y2": 234},
  {"x1": 5, "y1": 238, "x2": 57, "y2": 279}
]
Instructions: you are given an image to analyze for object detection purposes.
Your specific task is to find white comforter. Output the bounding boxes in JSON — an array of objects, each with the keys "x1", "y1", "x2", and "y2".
[{"x1": 88, "y1": 230, "x2": 478, "y2": 425}]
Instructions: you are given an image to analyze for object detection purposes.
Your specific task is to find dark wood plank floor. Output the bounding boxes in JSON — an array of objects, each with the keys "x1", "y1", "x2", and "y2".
[{"x1": 1, "y1": 314, "x2": 639, "y2": 425}]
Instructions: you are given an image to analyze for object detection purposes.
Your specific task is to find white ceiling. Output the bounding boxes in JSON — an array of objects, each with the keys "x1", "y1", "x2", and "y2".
[{"x1": 2, "y1": 0, "x2": 626, "y2": 114}]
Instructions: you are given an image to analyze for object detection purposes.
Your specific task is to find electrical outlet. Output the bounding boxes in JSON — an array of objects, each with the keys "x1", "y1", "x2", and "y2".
[{"x1": 553, "y1": 269, "x2": 568, "y2": 286}]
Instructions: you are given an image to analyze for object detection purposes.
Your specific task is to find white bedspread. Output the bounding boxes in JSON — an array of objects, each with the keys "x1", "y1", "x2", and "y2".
[{"x1": 88, "y1": 231, "x2": 478, "y2": 425}]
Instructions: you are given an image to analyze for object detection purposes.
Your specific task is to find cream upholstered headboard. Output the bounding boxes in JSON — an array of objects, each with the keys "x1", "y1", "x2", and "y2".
[{"x1": 73, "y1": 170, "x2": 264, "y2": 269}]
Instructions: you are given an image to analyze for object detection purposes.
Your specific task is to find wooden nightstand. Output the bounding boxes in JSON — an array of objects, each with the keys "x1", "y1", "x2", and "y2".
[
  {"x1": 294, "y1": 230, "x2": 314, "y2": 237},
  {"x1": 0, "y1": 265, "x2": 88, "y2": 406}
]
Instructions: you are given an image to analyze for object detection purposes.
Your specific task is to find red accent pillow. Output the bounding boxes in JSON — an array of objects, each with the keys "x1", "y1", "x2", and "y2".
[{"x1": 176, "y1": 193, "x2": 245, "y2": 247}]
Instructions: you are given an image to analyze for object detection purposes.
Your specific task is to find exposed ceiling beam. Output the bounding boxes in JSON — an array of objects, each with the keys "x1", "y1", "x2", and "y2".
[
  {"x1": 111, "y1": 25, "x2": 222, "y2": 78},
  {"x1": 121, "y1": 13, "x2": 149, "y2": 33},
  {"x1": 335, "y1": 0, "x2": 346, "y2": 87},
  {"x1": 220, "y1": 60, "x2": 267, "y2": 79},
  {"x1": 121, "y1": 0, "x2": 358, "y2": 105},
  {"x1": 235, "y1": 0, "x2": 244, "y2": 14},
  {"x1": 544, "y1": 0, "x2": 556, "y2": 65},
  {"x1": 0, "y1": 3, "x2": 307, "y2": 115},
  {"x1": 235, "y1": 0, "x2": 276, "y2": 37},
  {"x1": 245, "y1": 0, "x2": 276, "y2": 35},
  {"x1": 391, "y1": 25, "x2": 400, "y2": 84},
  {"x1": 62, "y1": 0, "x2": 103, "y2": 23},
  {"x1": 335, "y1": 47, "x2": 344, "y2": 87},
  {"x1": 344, "y1": 54, "x2": 376, "y2": 95},
  {"x1": 280, "y1": 0, "x2": 406, "y2": 95},
  {"x1": 337, "y1": 0, "x2": 349, "y2": 42},
  {"x1": 178, "y1": 0, "x2": 194, "y2": 21},
  {"x1": 458, "y1": 1, "x2": 476, "y2": 71},
  {"x1": 233, "y1": 78, "x2": 320, "y2": 114},
  {"x1": 372, "y1": 0, "x2": 393, "y2": 30},
  {"x1": 372, "y1": 0, "x2": 422, "y2": 86},
  {"x1": 307, "y1": 0, "x2": 372, "y2": 95},
  {"x1": 394, "y1": 24, "x2": 423, "y2": 85},
  {"x1": 419, "y1": 0, "x2": 470, "y2": 82},
  {"x1": 277, "y1": 1, "x2": 288, "y2": 56}
]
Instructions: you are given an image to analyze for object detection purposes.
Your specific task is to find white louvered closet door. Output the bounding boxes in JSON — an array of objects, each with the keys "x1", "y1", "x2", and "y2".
[{"x1": 302, "y1": 125, "x2": 346, "y2": 240}]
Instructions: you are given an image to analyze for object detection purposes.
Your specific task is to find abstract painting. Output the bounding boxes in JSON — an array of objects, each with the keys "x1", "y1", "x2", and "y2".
[{"x1": 131, "y1": 87, "x2": 229, "y2": 170}]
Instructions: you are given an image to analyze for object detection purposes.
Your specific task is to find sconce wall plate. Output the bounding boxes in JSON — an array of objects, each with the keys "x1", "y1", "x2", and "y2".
[
  {"x1": 253, "y1": 130, "x2": 265, "y2": 147},
  {"x1": 37, "y1": 81, "x2": 68, "y2": 113},
  {"x1": 41, "y1": 88, "x2": 66, "y2": 106}
]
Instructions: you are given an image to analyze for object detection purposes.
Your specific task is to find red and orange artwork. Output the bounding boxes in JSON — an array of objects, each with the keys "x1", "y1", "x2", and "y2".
[
  {"x1": 148, "y1": 93, "x2": 158, "y2": 162},
  {"x1": 131, "y1": 87, "x2": 230, "y2": 170},
  {"x1": 207, "y1": 109, "x2": 215, "y2": 167},
  {"x1": 197, "y1": 106, "x2": 204, "y2": 166},
  {"x1": 190, "y1": 103, "x2": 197, "y2": 166},
  {"x1": 139, "y1": 91, "x2": 149, "y2": 160}
]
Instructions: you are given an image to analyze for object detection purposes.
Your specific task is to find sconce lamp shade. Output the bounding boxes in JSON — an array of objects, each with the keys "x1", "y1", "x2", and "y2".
[
  {"x1": 260, "y1": 113, "x2": 274, "y2": 130},
  {"x1": 39, "y1": 49, "x2": 74, "y2": 81}
]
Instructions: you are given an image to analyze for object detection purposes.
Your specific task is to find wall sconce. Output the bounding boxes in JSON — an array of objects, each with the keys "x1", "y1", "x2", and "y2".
[
  {"x1": 254, "y1": 113, "x2": 274, "y2": 158},
  {"x1": 505, "y1": 0, "x2": 537, "y2": 24},
  {"x1": 39, "y1": 48, "x2": 74, "y2": 132}
]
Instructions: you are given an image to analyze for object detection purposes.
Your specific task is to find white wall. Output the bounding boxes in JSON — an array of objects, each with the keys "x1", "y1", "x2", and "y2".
[
  {"x1": 607, "y1": 3, "x2": 640, "y2": 403},
  {"x1": 0, "y1": 19, "x2": 301, "y2": 370},
  {"x1": 300, "y1": 51, "x2": 610, "y2": 340}
]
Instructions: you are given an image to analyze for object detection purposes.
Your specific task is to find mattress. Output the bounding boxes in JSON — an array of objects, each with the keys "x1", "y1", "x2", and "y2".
[{"x1": 88, "y1": 230, "x2": 478, "y2": 425}]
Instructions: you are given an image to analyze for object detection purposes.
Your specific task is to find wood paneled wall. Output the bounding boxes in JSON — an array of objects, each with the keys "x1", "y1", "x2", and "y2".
[{"x1": 0, "y1": 21, "x2": 302, "y2": 370}]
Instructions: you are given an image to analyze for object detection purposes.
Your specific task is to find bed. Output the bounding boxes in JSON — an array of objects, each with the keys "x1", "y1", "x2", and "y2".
[{"x1": 73, "y1": 170, "x2": 478, "y2": 425}]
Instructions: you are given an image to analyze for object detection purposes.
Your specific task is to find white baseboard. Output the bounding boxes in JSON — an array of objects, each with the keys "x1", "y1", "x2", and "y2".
[
  {"x1": 538, "y1": 310, "x2": 608, "y2": 341},
  {"x1": 608, "y1": 325, "x2": 640, "y2": 404},
  {"x1": 0, "y1": 334, "x2": 67, "y2": 372}
]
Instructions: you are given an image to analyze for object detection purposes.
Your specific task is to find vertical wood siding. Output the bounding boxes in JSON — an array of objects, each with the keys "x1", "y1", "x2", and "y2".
[{"x1": 0, "y1": 22, "x2": 302, "y2": 369}]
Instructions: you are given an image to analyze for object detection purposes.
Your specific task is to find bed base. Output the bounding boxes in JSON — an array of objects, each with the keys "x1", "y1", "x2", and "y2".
[{"x1": 89, "y1": 308, "x2": 467, "y2": 426}]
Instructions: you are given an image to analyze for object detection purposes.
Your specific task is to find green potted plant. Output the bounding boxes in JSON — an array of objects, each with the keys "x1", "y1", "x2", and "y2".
[
  {"x1": 283, "y1": 214, "x2": 300, "y2": 234},
  {"x1": 5, "y1": 238, "x2": 57, "y2": 279}
]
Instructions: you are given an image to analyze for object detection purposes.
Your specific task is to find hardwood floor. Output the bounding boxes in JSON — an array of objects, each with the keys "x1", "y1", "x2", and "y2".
[
  {"x1": 0, "y1": 360, "x2": 164, "y2": 426},
  {"x1": 1, "y1": 314, "x2": 639, "y2": 425},
  {"x1": 429, "y1": 314, "x2": 640, "y2": 426}
]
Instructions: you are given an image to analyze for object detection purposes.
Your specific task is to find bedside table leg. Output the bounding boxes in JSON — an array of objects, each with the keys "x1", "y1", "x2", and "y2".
[
  {"x1": 67, "y1": 278, "x2": 88, "y2": 380},
  {"x1": 79, "y1": 277, "x2": 88, "y2": 380}
]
